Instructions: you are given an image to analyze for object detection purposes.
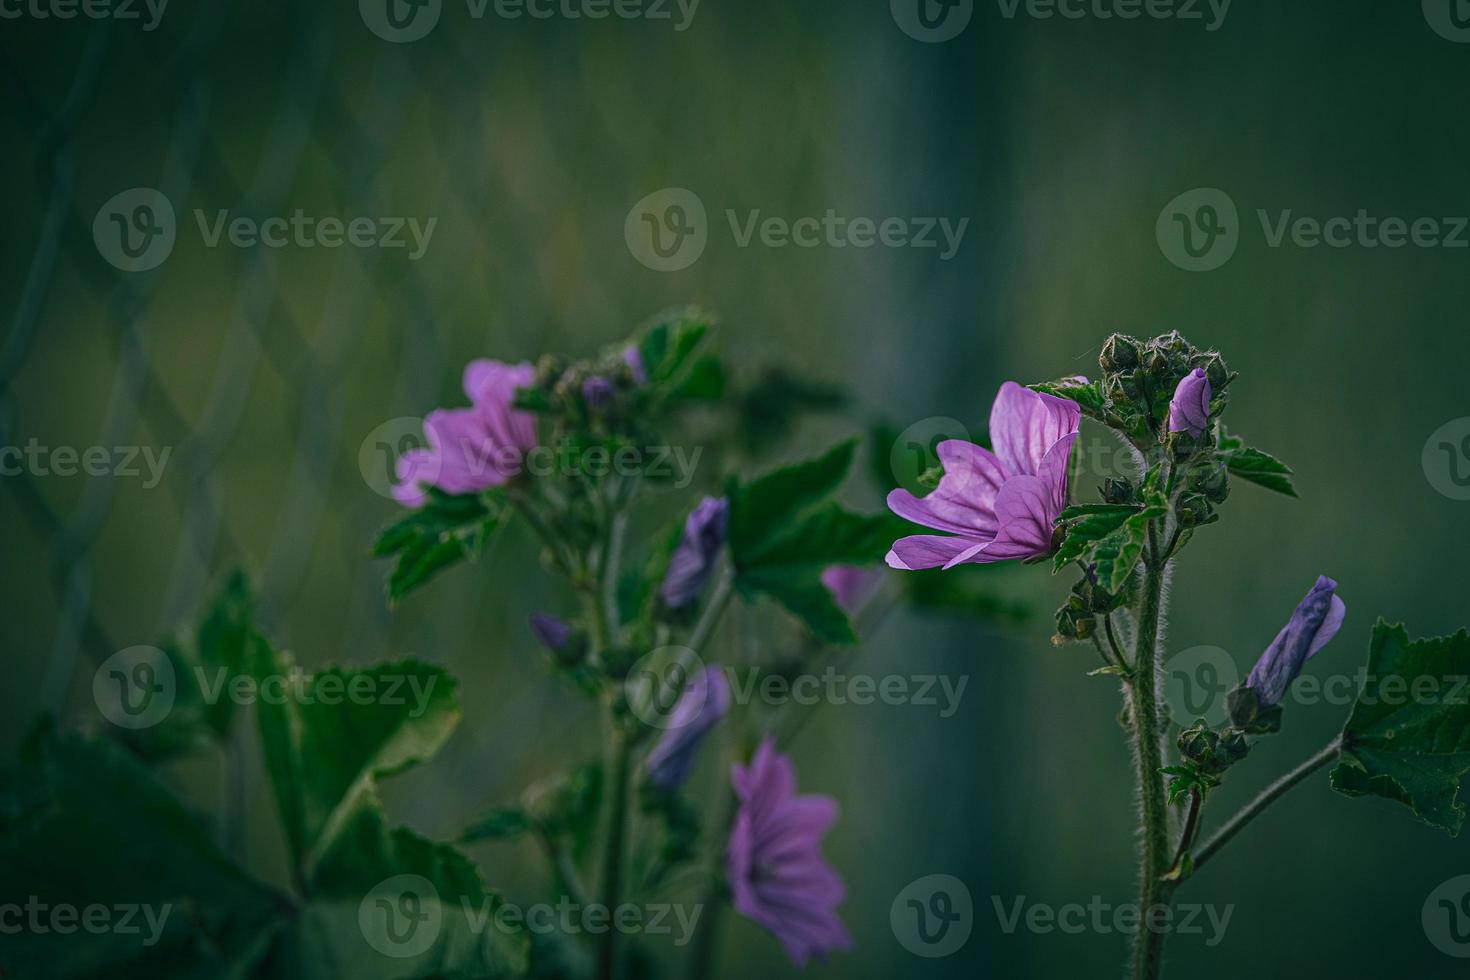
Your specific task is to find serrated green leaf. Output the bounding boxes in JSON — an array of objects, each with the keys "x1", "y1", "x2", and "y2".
[
  {"x1": 1053, "y1": 500, "x2": 1164, "y2": 592},
  {"x1": 1052, "y1": 505, "x2": 1138, "y2": 571},
  {"x1": 375, "y1": 490, "x2": 509, "y2": 604},
  {"x1": 727, "y1": 440, "x2": 858, "y2": 560},
  {"x1": 1330, "y1": 620, "x2": 1470, "y2": 835},
  {"x1": 1029, "y1": 378, "x2": 1107, "y2": 420},
  {"x1": 459, "y1": 807, "x2": 532, "y2": 844},
  {"x1": 735, "y1": 566, "x2": 857, "y2": 645},
  {"x1": 1224, "y1": 447, "x2": 1297, "y2": 497},
  {"x1": 248, "y1": 643, "x2": 461, "y2": 884},
  {"x1": 0, "y1": 729, "x2": 290, "y2": 979}
]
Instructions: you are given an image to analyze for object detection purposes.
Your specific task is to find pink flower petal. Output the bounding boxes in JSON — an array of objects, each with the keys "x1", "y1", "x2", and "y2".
[{"x1": 989, "y1": 382, "x2": 1081, "y2": 478}]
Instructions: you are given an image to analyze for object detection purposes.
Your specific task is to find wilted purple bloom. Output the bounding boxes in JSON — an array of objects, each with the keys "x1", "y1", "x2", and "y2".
[
  {"x1": 393, "y1": 359, "x2": 538, "y2": 508},
  {"x1": 886, "y1": 382, "x2": 1081, "y2": 570},
  {"x1": 529, "y1": 613, "x2": 575, "y2": 653},
  {"x1": 645, "y1": 666, "x2": 731, "y2": 790},
  {"x1": 623, "y1": 346, "x2": 647, "y2": 385},
  {"x1": 1245, "y1": 576, "x2": 1347, "y2": 706},
  {"x1": 820, "y1": 566, "x2": 880, "y2": 614},
  {"x1": 582, "y1": 375, "x2": 615, "y2": 407},
  {"x1": 1168, "y1": 367, "x2": 1212, "y2": 438},
  {"x1": 727, "y1": 737, "x2": 852, "y2": 967},
  {"x1": 660, "y1": 496, "x2": 729, "y2": 609}
]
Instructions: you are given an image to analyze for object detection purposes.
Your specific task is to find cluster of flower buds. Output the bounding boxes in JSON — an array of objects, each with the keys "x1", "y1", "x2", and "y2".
[
  {"x1": 1097, "y1": 331, "x2": 1233, "y2": 450},
  {"x1": 1176, "y1": 721, "x2": 1252, "y2": 777},
  {"x1": 526, "y1": 345, "x2": 648, "y2": 430},
  {"x1": 1054, "y1": 568, "x2": 1130, "y2": 644}
]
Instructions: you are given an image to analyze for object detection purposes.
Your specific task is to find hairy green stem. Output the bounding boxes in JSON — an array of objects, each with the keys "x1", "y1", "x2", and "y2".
[
  {"x1": 1191, "y1": 736, "x2": 1342, "y2": 873},
  {"x1": 1128, "y1": 548, "x2": 1170, "y2": 980},
  {"x1": 596, "y1": 716, "x2": 632, "y2": 980}
]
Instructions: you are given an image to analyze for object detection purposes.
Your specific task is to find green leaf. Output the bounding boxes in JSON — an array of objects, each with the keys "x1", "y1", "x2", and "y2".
[
  {"x1": 727, "y1": 440, "x2": 896, "y2": 644},
  {"x1": 1223, "y1": 446, "x2": 1297, "y2": 497},
  {"x1": 0, "y1": 728, "x2": 290, "y2": 978},
  {"x1": 727, "y1": 439, "x2": 857, "y2": 560},
  {"x1": 1330, "y1": 621, "x2": 1470, "y2": 835},
  {"x1": 1053, "y1": 500, "x2": 1165, "y2": 592},
  {"x1": 374, "y1": 489, "x2": 509, "y2": 604},
  {"x1": 460, "y1": 807, "x2": 531, "y2": 844},
  {"x1": 669, "y1": 354, "x2": 726, "y2": 402},
  {"x1": 1216, "y1": 425, "x2": 1297, "y2": 497},
  {"x1": 1029, "y1": 378, "x2": 1107, "y2": 420},
  {"x1": 248, "y1": 642, "x2": 460, "y2": 885},
  {"x1": 637, "y1": 308, "x2": 713, "y2": 386},
  {"x1": 734, "y1": 505, "x2": 901, "y2": 645}
]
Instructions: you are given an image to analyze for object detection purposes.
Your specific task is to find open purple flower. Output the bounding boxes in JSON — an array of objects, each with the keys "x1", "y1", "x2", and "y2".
[
  {"x1": 1168, "y1": 367, "x2": 1212, "y2": 438},
  {"x1": 660, "y1": 496, "x2": 729, "y2": 609},
  {"x1": 820, "y1": 566, "x2": 881, "y2": 614},
  {"x1": 645, "y1": 666, "x2": 730, "y2": 790},
  {"x1": 885, "y1": 382, "x2": 1081, "y2": 570},
  {"x1": 393, "y1": 360, "x2": 538, "y2": 508},
  {"x1": 727, "y1": 737, "x2": 851, "y2": 967},
  {"x1": 1245, "y1": 575, "x2": 1346, "y2": 707}
]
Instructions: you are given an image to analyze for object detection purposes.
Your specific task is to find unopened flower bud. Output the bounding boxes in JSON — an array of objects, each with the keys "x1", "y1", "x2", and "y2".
[{"x1": 1100, "y1": 333, "x2": 1140, "y2": 372}]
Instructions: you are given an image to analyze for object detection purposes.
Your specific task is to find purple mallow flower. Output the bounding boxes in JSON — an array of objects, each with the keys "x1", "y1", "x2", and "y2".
[
  {"x1": 393, "y1": 359, "x2": 539, "y2": 508},
  {"x1": 623, "y1": 346, "x2": 647, "y2": 385},
  {"x1": 660, "y1": 496, "x2": 729, "y2": 609},
  {"x1": 885, "y1": 382, "x2": 1081, "y2": 570},
  {"x1": 645, "y1": 666, "x2": 731, "y2": 790},
  {"x1": 727, "y1": 737, "x2": 852, "y2": 967},
  {"x1": 1167, "y1": 367, "x2": 1212, "y2": 438},
  {"x1": 820, "y1": 566, "x2": 880, "y2": 614},
  {"x1": 1245, "y1": 576, "x2": 1347, "y2": 706},
  {"x1": 529, "y1": 613, "x2": 575, "y2": 653}
]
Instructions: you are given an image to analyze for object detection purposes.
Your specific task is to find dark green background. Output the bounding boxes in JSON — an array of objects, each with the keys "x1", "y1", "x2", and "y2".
[{"x1": 3, "y1": 1, "x2": 1468, "y2": 977}]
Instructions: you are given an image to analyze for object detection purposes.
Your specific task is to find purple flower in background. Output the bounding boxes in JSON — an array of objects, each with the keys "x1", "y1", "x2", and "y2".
[
  {"x1": 529, "y1": 613, "x2": 574, "y2": 653},
  {"x1": 623, "y1": 346, "x2": 647, "y2": 385},
  {"x1": 583, "y1": 375, "x2": 615, "y2": 407},
  {"x1": 820, "y1": 566, "x2": 880, "y2": 614},
  {"x1": 1168, "y1": 367, "x2": 1212, "y2": 438},
  {"x1": 660, "y1": 496, "x2": 729, "y2": 609},
  {"x1": 727, "y1": 737, "x2": 852, "y2": 967},
  {"x1": 886, "y1": 382, "x2": 1081, "y2": 570},
  {"x1": 645, "y1": 666, "x2": 731, "y2": 790},
  {"x1": 1244, "y1": 576, "x2": 1347, "y2": 706},
  {"x1": 393, "y1": 359, "x2": 538, "y2": 508}
]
